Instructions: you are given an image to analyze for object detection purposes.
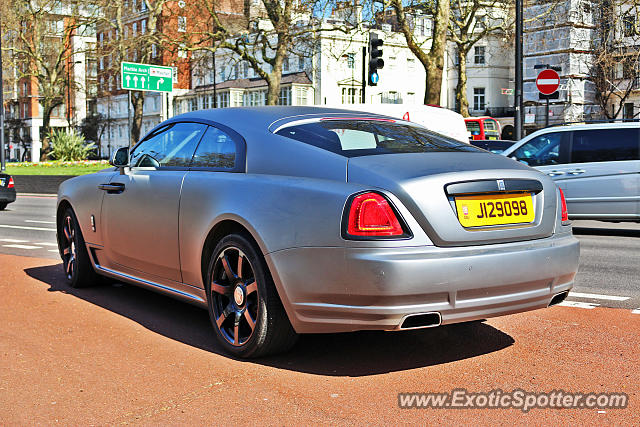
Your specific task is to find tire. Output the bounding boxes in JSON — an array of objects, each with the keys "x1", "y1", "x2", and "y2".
[
  {"x1": 205, "y1": 233, "x2": 298, "y2": 358},
  {"x1": 0, "y1": 202, "x2": 7, "y2": 211},
  {"x1": 57, "y1": 207, "x2": 102, "y2": 288}
]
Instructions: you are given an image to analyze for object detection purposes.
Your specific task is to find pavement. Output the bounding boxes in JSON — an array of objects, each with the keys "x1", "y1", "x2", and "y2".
[{"x1": 0, "y1": 253, "x2": 638, "y2": 424}]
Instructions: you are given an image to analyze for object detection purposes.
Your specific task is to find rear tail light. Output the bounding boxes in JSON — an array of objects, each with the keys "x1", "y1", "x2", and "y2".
[
  {"x1": 559, "y1": 188, "x2": 568, "y2": 222},
  {"x1": 7, "y1": 177, "x2": 14, "y2": 189},
  {"x1": 346, "y1": 192, "x2": 404, "y2": 237}
]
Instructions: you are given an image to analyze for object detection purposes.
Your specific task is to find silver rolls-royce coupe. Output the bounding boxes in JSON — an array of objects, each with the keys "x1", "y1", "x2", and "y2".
[{"x1": 56, "y1": 106, "x2": 580, "y2": 358}]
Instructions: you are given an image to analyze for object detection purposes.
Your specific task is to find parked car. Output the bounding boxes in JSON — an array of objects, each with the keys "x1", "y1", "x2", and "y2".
[
  {"x1": 465, "y1": 117, "x2": 501, "y2": 140},
  {"x1": 57, "y1": 106, "x2": 579, "y2": 358},
  {"x1": 328, "y1": 103, "x2": 471, "y2": 143},
  {"x1": 470, "y1": 139, "x2": 516, "y2": 154},
  {"x1": 502, "y1": 122, "x2": 640, "y2": 222},
  {"x1": 0, "y1": 173, "x2": 16, "y2": 210}
]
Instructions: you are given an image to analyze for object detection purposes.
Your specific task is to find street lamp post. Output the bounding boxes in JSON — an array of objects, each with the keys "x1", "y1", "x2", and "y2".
[
  {"x1": 514, "y1": 0, "x2": 523, "y2": 140},
  {"x1": 0, "y1": 15, "x2": 7, "y2": 171}
]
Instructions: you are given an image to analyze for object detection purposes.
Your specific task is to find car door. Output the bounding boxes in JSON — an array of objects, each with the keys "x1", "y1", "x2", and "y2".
[
  {"x1": 100, "y1": 121, "x2": 207, "y2": 282},
  {"x1": 563, "y1": 128, "x2": 640, "y2": 219},
  {"x1": 507, "y1": 130, "x2": 572, "y2": 193}
]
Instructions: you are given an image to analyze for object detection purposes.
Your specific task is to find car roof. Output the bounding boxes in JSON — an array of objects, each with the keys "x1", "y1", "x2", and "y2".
[
  {"x1": 501, "y1": 121, "x2": 640, "y2": 156},
  {"x1": 166, "y1": 106, "x2": 400, "y2": 133}
]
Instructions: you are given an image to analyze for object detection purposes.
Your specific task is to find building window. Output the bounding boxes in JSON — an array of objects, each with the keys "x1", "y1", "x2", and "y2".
[
  {"x1": 295, "y1": 87, "x2": 308, "y2": 105},
  {"x1": 217, "y1": 92, "x2": 229, "y2": 108},
  {"x1": 341, "y1": 87, "x2": 361, "y2": 104},
  {"x1": 283, "y1": 56, "x2": 289, "y2": 73},
  {"x1": 623, "y1": 102, "x2": 634, "y2": 120},
  {"x1": 623, "y1": 14, "x2": 636, "y2": 37},
  {"x1": 141, "y1": 19, "x2": 146, "y2": 34},
  {"x1": 407, "y1": 58, "x2": 415, "y2": 71},
  {"x1": 177, "y1": 16, "x2": 187, "y2": 33},
  {"x1": 278, "y1": 86, "x2": 292, "y2": 105},
  {"x1": 151, "y1": 44, "x2": 157, "y2": 58},
  {"x1": 132, "y1": 22, "x2": 137, "y2": 36},
  {"x1": 473, "y1": 87, "x2": 486, "y2": 110},
  {"x1": 298, "y1": 55, "x2": 304, "y2": 70},
  {"x1": 22, "y1": 82, "x2": 28, "y2": 96},
  {"x1": 474, "y1": 46, "x2": 485, "y2": 65},
  {"x1": 381, "y1": 91, "x2": 401, "y2": 104},
  {"x1": 388, "y1": 56, "x2": 396, "y2": 70},
  {"x1": 189, "y1": 98, "x2": 198, "y2": 111},
  {"x1": 203, "y1": 94, "x2": 210, "y2": 109},
  {"x1": 243, "y1": 62, "x2": 249, "y2": 78}
]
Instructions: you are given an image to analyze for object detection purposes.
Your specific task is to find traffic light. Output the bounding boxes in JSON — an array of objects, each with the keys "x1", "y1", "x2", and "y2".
[{"x1": 368, "y1": 32, "x2": 384, "y2": 86}]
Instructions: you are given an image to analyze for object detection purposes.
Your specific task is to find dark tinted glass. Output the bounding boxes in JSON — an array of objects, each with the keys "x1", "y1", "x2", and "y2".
[
  {"x1": 130, "y1": 122, "x2": 206, "y2": 167},
  {"x1": 571, "y1": 129, "x2": 639, "y2": 163},
  {"x1": 276, "y1": 120, "x2": 480, "y2": 157},
  {"x1": 510, "y1": 132, "x2": 567, "y2": 166},
  {"x1": 470, "y1": 140, "x2": 514, "y2": 153},
  {"x1": 191, "y1": 126, "x2": 236, "y2": 169}
]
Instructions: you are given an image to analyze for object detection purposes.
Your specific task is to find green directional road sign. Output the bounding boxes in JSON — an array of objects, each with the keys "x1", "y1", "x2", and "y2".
[{"x1": 121, "y1": 61, "x2": 173, "y2": 93}]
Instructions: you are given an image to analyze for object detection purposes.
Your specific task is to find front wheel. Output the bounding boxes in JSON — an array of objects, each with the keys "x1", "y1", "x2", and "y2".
[
  {"x1": 57, "y1": 207, "x2": 101, "y2": 288},
  {"x1": 205, "y1": 233, "x2": 297, "y2": 358}
]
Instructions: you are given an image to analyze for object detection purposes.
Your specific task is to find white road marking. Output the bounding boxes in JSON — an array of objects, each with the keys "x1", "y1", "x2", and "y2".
[
  {"x1": 25, "y1": 220, "x2": 56, "y2": 224},
  {"x1": 0, "y1": 238, "x2": 29, "y2": 243},
  {"x1": 0, "y1": 224, "x2": 56, "y2": 232},
  {"x1": 557, "y1": 301, "x2": 600, "y2": 309},
  {"x1": 34, "y1": 242, "x2": 58, "y2": 247},
  {"x1": 569, "y1": 292, "x2": 630, "y2": 302},
  {"x1": 2, "y1": 244, "x2": 42, "y2": 250},
  {"x1": 48, "y1": 249, "x2": 59, "y2": 253},
  {"x1": 632, "y1": 308, "x2": 640, "y2": 315}
]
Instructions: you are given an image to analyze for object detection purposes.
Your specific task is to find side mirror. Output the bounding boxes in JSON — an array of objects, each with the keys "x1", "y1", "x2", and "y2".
[{"x1": 110, "y1": 147, "x2": 129, "y2": 167}]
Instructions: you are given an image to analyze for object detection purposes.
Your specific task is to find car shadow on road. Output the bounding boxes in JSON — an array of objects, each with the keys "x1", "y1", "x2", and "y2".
[
  {"x1": 26, "y1": 263, "x2": 515, "y2": 377},
  {"x1": 572, "y1": 227, "x2": 640, "y2": 238}
]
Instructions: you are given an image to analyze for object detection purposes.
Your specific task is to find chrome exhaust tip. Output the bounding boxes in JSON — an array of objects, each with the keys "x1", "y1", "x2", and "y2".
[
  {"x1": 548, "y1": 291, "x2": 569, "y2": 307},
  {"x1": 399, "y1": 312, "x2": 442, "y2": 330}
]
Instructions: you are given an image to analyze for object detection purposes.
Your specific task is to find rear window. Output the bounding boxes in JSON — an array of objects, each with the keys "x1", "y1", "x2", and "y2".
[
  {"x1": 275, "y1": 120, "x2": 480, "y2": 157},
  {"x1": 465, "y1": 121, "x2": 481, "y2": 132},
  {"x1": 484, "y1": 119, "x2": 498, "y2": 131}
]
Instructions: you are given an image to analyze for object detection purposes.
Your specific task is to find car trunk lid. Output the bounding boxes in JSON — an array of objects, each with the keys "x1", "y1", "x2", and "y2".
[{"x1": 347, "y1": 152, "x2": 558, "y2": 247}]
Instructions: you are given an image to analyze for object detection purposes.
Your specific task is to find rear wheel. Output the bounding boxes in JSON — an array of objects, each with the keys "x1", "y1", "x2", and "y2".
[
  {"x1": 58, "y1": 207, "x2": 101, "y2": 288},
  {"x1": 0, "y1": 202, "x2": 7, "y2": 211},
  {"x1": 205, "y1": 233, "x2": 297, "y2": 358}
]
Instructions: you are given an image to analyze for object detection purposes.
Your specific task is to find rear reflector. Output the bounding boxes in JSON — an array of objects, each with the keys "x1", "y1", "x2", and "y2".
[
  {"x1": 559, "y1": 188, "x2": 568, "y2": 222},
  {"x1": 347, "y1": 192, "x2": 404, "y2": 236},
  {"x1": 7, "y1": 177, "x2": 14, "y2": 189}
]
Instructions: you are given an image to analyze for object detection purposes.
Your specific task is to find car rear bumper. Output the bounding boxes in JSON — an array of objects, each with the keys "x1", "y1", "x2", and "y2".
[
  {"x1": 0, "y1": 187, "x2": 16, "y2": 204},
  {"x1": 265, "y1": 233, "x2": 580, "y2": 333}
]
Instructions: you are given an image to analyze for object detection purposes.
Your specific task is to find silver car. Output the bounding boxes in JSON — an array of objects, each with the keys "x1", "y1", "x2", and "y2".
[
  {"x1": 57, "y1": 106, "x2": 579, "y2": 358},
  {"x1": 502, "y1": 123, "x2": 640, "y2": 222}
]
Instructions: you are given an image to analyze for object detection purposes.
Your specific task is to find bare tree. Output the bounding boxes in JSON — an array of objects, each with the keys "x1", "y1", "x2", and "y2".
[
  {"x1": 4, "y1": 0, "x2": 97, "y2": 160},
  {"x1": 387, "y1": 0, "x2": 450, "y2": 105},
  {"x1": 449, "y1": 0, "x2": 512, "y2": 116},
  {"x1": 185, "y1": 0, "x2": 342, "y2": 105},
  {"x1": 591, "y1": 0, "x2": 640, "y2": 119},
  {"x1": 96, "y1": 0, "x2": 169, "y2": 145}
]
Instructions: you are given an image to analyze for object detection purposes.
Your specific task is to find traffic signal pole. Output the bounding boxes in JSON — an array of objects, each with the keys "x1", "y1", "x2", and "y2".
[{"x1": 361, "y1": 46, "x2": 366, "y2": 103}]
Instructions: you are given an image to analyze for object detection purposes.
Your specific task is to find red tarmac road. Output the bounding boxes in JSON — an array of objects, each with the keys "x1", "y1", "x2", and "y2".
[{"x1": 1, "y1": 254, "x2": 638, "y2": 425}]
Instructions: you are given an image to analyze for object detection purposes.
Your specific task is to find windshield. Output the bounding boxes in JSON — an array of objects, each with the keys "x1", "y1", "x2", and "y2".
[{"x1": 275, "y1": 119, "x2": 480, "y2": 157}]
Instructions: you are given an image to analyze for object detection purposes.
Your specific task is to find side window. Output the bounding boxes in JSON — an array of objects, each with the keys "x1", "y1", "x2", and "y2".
[
  {"x1": 510, "y1": 132, "x2": 568, "y2": 166},
  {"x1": 191, "y1": 126, "x2": 237, "y2": 169},
  {"x1": 130, "y1": 122, "x2": 206, "y2": 167},
  {"x1": 571, "y1": 129, "x2": 639, "y2": 163}
]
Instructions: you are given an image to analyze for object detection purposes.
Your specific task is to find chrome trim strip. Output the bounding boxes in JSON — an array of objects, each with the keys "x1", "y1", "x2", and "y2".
[{"x1": 95, "y1": 265, "x2": 206, "y2": 303}]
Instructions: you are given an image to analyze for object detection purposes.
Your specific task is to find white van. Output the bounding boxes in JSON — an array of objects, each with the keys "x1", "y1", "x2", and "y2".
[{"x1": 325, "y1": 104, "x2": 470, "y2": 143}]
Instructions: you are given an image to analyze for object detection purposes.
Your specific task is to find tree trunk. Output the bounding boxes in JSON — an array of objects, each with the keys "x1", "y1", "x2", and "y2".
[
  {"x1": 131, "y1": 91, "x2": 145, "y2": 146},
  {"x1": 425, "y1": 0, "x2": 450, "y2": 105},
  {"x1": 40, "y1": 104, "x2": 56, "y2": 161},
  {"x1": 456, "y1": 48, "x2": 469, "y2": 117}
]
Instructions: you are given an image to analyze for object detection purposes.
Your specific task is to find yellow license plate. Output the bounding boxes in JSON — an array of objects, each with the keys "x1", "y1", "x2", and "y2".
[{"x1": 455, "y1": 193, "x2": 534, "y2": 227}]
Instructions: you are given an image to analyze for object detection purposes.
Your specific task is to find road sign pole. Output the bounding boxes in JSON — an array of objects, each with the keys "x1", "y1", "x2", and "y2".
[
  {"x1": 361, "y1": 46, "x2": 366, "y2": 103},
  {"x1": 545, "y1": 98, "x2": 549, "y2": 127},
  {"x1": 127, "y1": 91, "x2": 132, "y2": 147}
]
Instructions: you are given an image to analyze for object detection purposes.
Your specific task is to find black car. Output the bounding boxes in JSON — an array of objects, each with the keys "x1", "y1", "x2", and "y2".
[
  {"x1": 0, "y1": 173, "x2": 16, "y2": 210},
  {"x1": 470, "y1": 139, "x2": 516, "y2": 154}
]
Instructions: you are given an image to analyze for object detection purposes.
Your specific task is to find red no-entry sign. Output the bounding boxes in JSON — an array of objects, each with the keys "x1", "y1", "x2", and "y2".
[{"x1": 536, "y1": 69, "x2": 560, "y2": 95}]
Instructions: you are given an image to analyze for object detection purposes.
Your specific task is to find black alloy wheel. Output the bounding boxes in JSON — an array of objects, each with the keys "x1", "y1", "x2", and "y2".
[{"x1": 210, "y1": 246, "x2": 259, "y2": 346}]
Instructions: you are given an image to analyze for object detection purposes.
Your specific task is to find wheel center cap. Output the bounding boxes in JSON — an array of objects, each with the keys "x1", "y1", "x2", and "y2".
[{"x1": 233, "y1": 286, "x2": 245, "y2": 306}]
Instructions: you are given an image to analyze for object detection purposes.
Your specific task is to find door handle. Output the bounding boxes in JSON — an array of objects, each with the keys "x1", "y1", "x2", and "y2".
[
  {"x1": 98, "y1": 183, "x2": 126, "y2": 194},
  {"x1": 547, "y1": 170, "x2": 566, "y2": 177},
  {"x1": 567, "y1": 169, "x2": 586, "y2": 175}
]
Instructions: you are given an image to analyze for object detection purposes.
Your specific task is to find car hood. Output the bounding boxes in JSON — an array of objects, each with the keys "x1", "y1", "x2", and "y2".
[{"x1": 347, "y1": 152, "x2": 558, "y2": 247}]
